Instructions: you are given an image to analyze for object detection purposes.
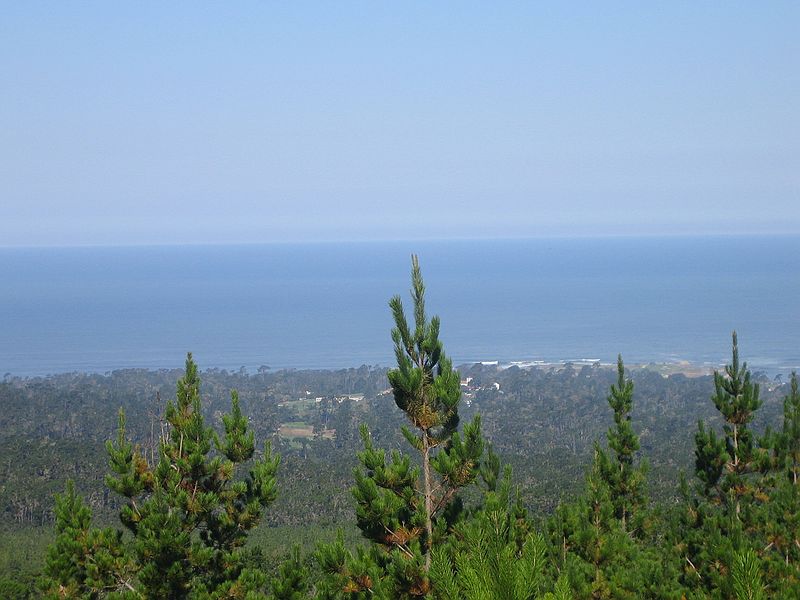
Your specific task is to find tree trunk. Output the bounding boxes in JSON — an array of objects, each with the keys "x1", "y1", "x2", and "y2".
[{"x1": 422, "y1": 430, "x2": 433, "y2": 571}]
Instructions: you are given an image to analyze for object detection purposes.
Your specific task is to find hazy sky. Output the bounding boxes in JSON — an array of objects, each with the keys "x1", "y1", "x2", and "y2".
[{"x1": 1, "y1": 3, "x2": 798, "y2": 246}]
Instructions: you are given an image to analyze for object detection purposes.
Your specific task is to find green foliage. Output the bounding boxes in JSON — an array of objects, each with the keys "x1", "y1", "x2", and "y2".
[
  {"x1": 698, "y1": 332, "x2": 764, "y2": 518},
  {"x1": 352, "y1": 424, "x2": 425, "y2": 552},
  {"x1": 40, "y1": 480, "x2": 134, "y2": 598},
  {"x1": 386, "y1": 256, "x2": 472, "y2": 455},
  {"x1": 314, "y1": 531, "x2": 388, "y2": 598},
  {"x1": 322, "y1": 256, "x2": 485, "y2": 597},
  {"x1": 682, "y1": 335, "x2": 764, "y2": 593},
  {"x1": 694, "y1": 420, "x2": 728, "y2": 496},
  {"x1": 767, "y1": 372, "x2": 800, "y2": 486},
  {"x1": 9, "y1": 271, "x2": 796, "y2": 599},
  {"x1": 0, "y1": 575, "x2": 31, "y2": 600},
  {"x1": 429, "y1": 467, "x2": 549, "y2": 600},
  {"x1": 679, "y1": 334, "x2": 800, "y2": 599},
  {"x1": 549, "y1": 459, "x2": 648, "y2": 599},
  {"x1": 595, "y1": 355, "x2": 648, "y2": 534},
  {"x1": 731, "y1": 548, "x2": 766, "y2": 600},
  {"x1": 270, "y1": 546, "x2": 309, "y2": 600},
  {"x1": 756, "y1": 373, "x2": 800, "y2": 596},
  {"x1": 548, "y1": 357, "x2": 679, "y2": 599},
  {"x1": 541, "y1": 575, "x2": 572, "y2": 600},
  {"x1": 41, "y1": 354, "x2": 280, "y2": 598}
]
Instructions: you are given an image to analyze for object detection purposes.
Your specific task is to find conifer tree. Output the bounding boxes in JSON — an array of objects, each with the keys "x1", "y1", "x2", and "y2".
[
  {"x1": 682, "y1": 333, "x2": 774, "y2": 597},
  {"x1": 549, "y1": 455, "x2": 649, "y2": 599},
  {"x1": 772, "y1": 372, "x2": 800, "y2": 487},
  {"x1": 596, "y1": 355, "x2": 647, "y2": 534},
  {"x1": 271, "y1": 546, "x2": 310, "y2": 600},
  {"x1": 731, "y1": 548, "x2": 766, "y2": 600},
  {"x1": 43, "y1": 354, "x2": 280, "y2": 598},
  {"x1": 346, "y1": 255, "x2": 484, "y2": 596},
  {"x1": 315, "y1": 531, "x2": 388, "y2": 599},
  {"x1": 758, "y1": 373, "x2": 800, "y2": 594},
  {"x1": 548, "y1": 359, "x2": 671, "y2": 599},
  {"x1": 41, "y1": 481, "x2": 135, "y2": 597},
  {"x1": 429, "y1": 457, "x2": 552, "y2": 600},
  {"x1": 695, "y1": 332, "x2": 763, "y2": 520}
]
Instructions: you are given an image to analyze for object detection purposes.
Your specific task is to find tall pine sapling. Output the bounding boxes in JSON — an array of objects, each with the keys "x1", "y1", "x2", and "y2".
[
  {"x1": 695, "y1": 332, "x2": 763, "y2": 520},
  {"x1": 683, "y1": 333, "x2": 774, "y2": 597},
  {"x1": 548, "y1": 356, "x2": 671, "y2": 599},
  {"x1": 774, "y1": 373, "x2": 800, "y2": 486},
  {"x1": 388, "y1": 256, "x2": 483, "y2": 565},
  {"x1": 350, "y1": 255, "x2": 483, "y2": 595},
  {"x1": 596, "y1": 355, "x2": 647, "y2": 534},
  {"x1": 759, "y1": 372, "x2": 800, "y2": 588}
]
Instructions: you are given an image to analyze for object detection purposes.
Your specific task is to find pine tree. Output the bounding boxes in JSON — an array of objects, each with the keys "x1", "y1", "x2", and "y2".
[
  {"x1": 43, "y1": 354, "x2": 280, "y2": 598},
  {"x1": 695, "y1": 332, "x2": 763, "y2": 520},
  {"x1": 772, "y1": 372, "x2": 800, "y2": 487},
  {"x1": 682, "y1": 333, "x2": 771, "y2": 597},
  {"x1": 549, "y1": 454, "x2": 641, "y2": 599},
  {"x1": 429, "y1": 459, "x2": 551, "y2": 600},
  {"x1": 758, "y1": 372, "x2": 800, "y2": 595},
  {"x1": 731, "y1": 548, "x2": 766, "y2": 600},
  {"x1": 271, "y1": 546, "x2": 310, "y2": 600},
  {"x1": 346, "y1": 255, "x2": 484, "y2": 596},
  {"x1": 548, "y1": 359, "x2": 672, "y2": 599},
  {"x1": 315, "y1": 531, "x2": 388, "y2": 599},
  {"x1": 41, "y1": 480, "x2": 135, "y2": 597},
  {"x1": 596, "y1": 355, "x2": 647, "y2": 535},
  {"x1": 542, "y1": 576, "x2": 573, "y2": 600}
]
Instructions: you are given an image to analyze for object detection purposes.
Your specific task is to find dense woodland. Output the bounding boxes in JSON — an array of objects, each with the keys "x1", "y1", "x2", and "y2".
[{"x1": 1, "y1": 261, "x2": 798, "y2": 598}]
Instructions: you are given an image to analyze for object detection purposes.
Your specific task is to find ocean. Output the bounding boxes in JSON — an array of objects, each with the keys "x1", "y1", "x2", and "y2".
[{"x1": 1, "y1": 236, "x2": 798, "y2": 377}]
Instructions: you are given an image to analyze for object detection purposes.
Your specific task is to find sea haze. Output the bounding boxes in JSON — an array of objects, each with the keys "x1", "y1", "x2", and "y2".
[{"x1": 1, "y1": 236, "x2": 798, "y2": 377}]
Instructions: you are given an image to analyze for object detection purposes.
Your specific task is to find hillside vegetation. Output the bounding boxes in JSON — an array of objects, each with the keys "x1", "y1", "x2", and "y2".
[{"x1": 1, "y1": 259, "x2": 797, "y2": 598}]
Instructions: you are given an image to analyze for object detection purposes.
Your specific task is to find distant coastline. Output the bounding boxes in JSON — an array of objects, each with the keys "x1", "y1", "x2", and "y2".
[
  {"x1": 1, "y1": 236, "x2": 798, "y2": 379},
  {"x1": 2, "y1": 351, "x2": 796, "y2": 380},
  {"x1": 5, "y1": 357, "x2": 794, "y2": 382},
  {"x1": 493, "y1": 358, "x2": 715, "y2": 378}
]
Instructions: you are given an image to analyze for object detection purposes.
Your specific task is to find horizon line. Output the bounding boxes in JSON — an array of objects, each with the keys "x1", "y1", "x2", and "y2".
[{"x1": 3, "y1": 230, "x2": 800, "y2": 250}]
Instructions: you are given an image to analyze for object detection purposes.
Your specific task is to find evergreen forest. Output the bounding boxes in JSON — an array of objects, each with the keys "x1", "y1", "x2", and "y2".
[{"x1": 1, "y1": 257, "x2": 798, "y2": 599}]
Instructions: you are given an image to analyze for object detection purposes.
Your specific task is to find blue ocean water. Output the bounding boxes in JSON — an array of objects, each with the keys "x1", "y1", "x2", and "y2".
[{"x1": 1, "y1": 236, "x2": 798, "y2": 376}]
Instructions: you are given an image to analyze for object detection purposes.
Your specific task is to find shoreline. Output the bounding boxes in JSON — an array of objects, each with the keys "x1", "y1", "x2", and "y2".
[
  {"x1": 5, "y1": 357, "x2": 795, "y2": 381},
  {"x1": 488, "y1": 358, "x2": 717, "y2": 378}
]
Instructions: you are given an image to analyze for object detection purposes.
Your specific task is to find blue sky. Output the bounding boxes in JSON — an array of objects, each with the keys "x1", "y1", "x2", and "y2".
[{"x1": 1, "y1": 2, "x2": 798, "y2": 246}]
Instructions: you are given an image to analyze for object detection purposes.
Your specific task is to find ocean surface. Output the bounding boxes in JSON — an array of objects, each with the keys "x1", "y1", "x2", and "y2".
[{"x1": 1, "y1": 236, "x2": 798, "y2": 377}]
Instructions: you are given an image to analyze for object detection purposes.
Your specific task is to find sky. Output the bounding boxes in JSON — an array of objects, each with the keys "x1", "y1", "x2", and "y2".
[{"x1": 1, "y1": 2, "x2": 798, "y2": 247}]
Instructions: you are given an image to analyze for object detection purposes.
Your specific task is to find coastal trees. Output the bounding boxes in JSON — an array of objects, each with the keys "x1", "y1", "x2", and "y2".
[
  {"x1": 679, "y1": 333, "x2": 800, "y2": 598},
  {"x1": 41, "y1": 354, "x2": 280, "y2": 598},
  {"x1": 770, "y1": 372, "x2": 800, "y2": 486},
  {"x1": 596, "y1": 355, "x2": 648, "y2": 535},
  {"x1": 547, "y1": 355, "x2": 673, "y2": 599},
  {"x1": 41, "y1": 481, "x2": 134, "y2": 597},
  {"x1": 384, "y1": 255, "x2": 484, "y2": 569},
  {"x1": 682, "y1": 333, "x2": 766, "y2": 595},
  {"x1": 758, "y1": 373, "x2": 800, "y2": 593},
  {"x1": 28, "y1": 266, "x2": 800, "y2": 599},
  {"x1": 696, "y1": 332, "x2": 763, "y2": 520},
  {"x1": 429, "y1": 452, "x2": 561, "y2": 600},
  {"x1": 321, "y1": 255, "x2": 485, "y2": 597}
]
